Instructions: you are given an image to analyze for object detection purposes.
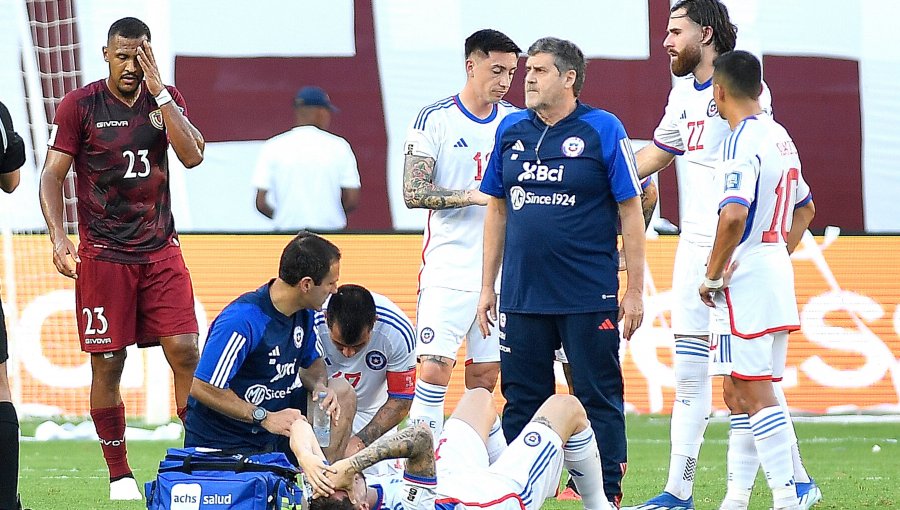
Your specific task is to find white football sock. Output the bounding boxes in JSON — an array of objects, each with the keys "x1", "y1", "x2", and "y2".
[
  {"x1": 773, "y1": 383, "x2": 811, "y2": 483},
  {"x1": 724, "y1": 413, "x2": 757, "y2": 505},
  {"x1": 563, "y1": 427, "x2": 610, "y2": 510},
  {"x1": 749, "y1": 406, "x2": 797, "y2": 509},
  {"x1": 486, "y1": 415, "x2": 506, "y2": 463},
  {"x1": 408, "y1": 381, "x2": 447, "y2": 443},
  {"x1": 664, "y1": 336, "x2": 711, "y2": 500}
]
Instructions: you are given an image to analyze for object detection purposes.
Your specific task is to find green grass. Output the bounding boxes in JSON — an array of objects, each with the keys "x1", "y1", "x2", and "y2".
[{"x1": 18, "y1": 416, "x2": 899, "y2": 509}]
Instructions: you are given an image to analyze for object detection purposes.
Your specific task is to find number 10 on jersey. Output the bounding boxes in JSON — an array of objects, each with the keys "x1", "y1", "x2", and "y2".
[{"x1": 762, "y1": 167, "x2": 800, "y2": 244}]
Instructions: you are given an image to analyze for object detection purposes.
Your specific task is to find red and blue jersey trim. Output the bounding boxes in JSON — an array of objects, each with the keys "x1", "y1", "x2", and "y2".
[
  {"x1": 724, "y1": 288, "x2": 800, "y2": 339},
  {"x1": 435, "y1": 494, "x2": 527, "y2": 510},
  {"x1": 404, "y1": 472, "x2": 437, "y2": 487},
  {"x1": 719, "y1": 196, "x2": 751, "y2": 209},
  {"x1": 452, "y1": 95, "x2": 499, "y2": 124},
  {"x1": 653, "y1": 138, "x2": 684, "y2": 155}
]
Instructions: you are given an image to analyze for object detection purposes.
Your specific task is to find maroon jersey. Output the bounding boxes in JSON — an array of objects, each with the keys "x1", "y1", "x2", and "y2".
[{"x1": 49, "y1": 79, "x2": 187, "y2": 263}]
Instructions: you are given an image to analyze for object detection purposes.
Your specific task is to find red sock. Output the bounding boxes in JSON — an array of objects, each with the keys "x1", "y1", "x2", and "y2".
[
  {"x1": 90, "y1": 403, "x2": 132, "y2": 480},
  {"x1": 177, "y1": 406, "x2": 188, "y2": 424}
]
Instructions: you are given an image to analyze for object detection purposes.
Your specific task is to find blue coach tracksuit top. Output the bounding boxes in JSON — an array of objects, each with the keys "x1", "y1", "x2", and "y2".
[{"x1": 480, "y1": 102, "x2": 642, "y2": 314}]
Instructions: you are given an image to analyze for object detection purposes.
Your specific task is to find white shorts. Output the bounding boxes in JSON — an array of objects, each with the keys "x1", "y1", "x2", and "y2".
[
  {"x1": 416, "y1": 287, "x2": 500, "y2": 364},
  {"x1": 708, "y1": 293, "x2": 733, "y2": 376},
  {"x1": 436, "y1": 420, "x2": 564, "y2": 510},
  {"x1": 671, "y1": 239, "x2": 721, "y2": 336},
  {"x1": 730, "y1": 331, "x2": 788, "y2": 381},
  {"x1": 725, "y1": 250, "x2": 800, "y2": 339}
]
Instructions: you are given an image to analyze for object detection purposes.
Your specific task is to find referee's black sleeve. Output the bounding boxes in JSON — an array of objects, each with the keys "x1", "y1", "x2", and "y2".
[{"x1": 0, "y1": 100, "x2": 26, "y2": 173}]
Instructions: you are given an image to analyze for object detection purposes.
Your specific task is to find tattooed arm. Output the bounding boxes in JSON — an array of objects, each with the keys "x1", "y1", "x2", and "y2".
[
  {"x1": 618, "y1": 180, "x2": 658, "y2": 272},
  {"x1": 329, "y1": 423, "x2": 435, "y2": 491},
  {"x1": 403, "y1": 154, "x2": 488, "y2": 209},
  {"x1": 353, "y1": 396, "x2": 413, "y2": 447},
  {"x1": 641, "y1": 179, "x2": 659, "y2": 231}
]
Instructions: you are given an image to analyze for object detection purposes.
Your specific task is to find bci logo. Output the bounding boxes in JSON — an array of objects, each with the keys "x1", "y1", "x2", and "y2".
[{"x1": 517, "y1": 161, "x2": 564, "y2": 182}]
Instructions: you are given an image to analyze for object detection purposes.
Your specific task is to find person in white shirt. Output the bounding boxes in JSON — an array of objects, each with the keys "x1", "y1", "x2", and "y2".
[
  {"x1": 315, "y1": 284, "x2": 416, "y2": 472},
  {"x1": 402, "y1": 29, "x2": 521, "y2": 443},
  {"x1": 625, "y1": 2, "x2": 818, "y2": 510},
  {"x1": 699, "y1": 50, "x2": 816, "y2": 510},
  {"x1": 253, "y1": 86, "x2": 361, "y2": 231}
]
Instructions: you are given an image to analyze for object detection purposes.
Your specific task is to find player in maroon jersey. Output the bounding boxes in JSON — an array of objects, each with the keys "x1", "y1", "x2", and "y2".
[{"x1": 38, "y1": 17, "x2": 204, "y2": 501}]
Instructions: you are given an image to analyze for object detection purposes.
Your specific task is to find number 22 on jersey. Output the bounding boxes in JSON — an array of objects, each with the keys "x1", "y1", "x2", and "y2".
[{"x1": 687, "y1": 120, "x2": 705, "y2": 151}]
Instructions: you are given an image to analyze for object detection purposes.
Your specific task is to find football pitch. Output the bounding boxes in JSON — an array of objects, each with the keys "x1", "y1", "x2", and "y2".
[{"x1": 17, "y1": 416, "x2": 898, "y2": 509}]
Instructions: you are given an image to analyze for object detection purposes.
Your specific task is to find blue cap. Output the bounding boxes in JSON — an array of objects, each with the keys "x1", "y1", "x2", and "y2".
[{"x1": 294, "y1": 86, "x2": 339, "y2": 112}]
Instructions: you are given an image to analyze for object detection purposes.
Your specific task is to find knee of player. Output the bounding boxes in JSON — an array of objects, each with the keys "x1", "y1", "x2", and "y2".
[
  {"x1": 162, "y1": 334, "x2": 201, "y2": 369},
  {"x1": 417, "y1": 355, "x2": 455, "y2": 382},
  {"x1": 90, "y1": 350, "x2": 128, "y2": 374},
  {"x1": 330, "y1": 378, "x2": 358, "y2": 414},
  {"x1": 722, "y1": 392, "x2": 737, "y2": 413},
  {"x1": 722, "y1": 382, "x2": 744, "y2": 413},
  {"x1": 543, "y1": 394, "x2": 586, "y2": 422},
  {"x1": 464, "y1": 364, "x2": 500, "y2": 390}
]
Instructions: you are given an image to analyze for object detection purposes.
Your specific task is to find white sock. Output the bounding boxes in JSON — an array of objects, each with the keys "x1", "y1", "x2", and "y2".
[
  {"x1": 563, "y1": 427, "x2": 610, "y2": 510},
  {"x1": 408, "y1": 381, "x2": 447, "y2": 443},
  {"x1": 664, "y1": 337, "x2": 711, "y2": 500},
  {"x1": 773, "y1": 383, "x2": 811, "y2": 483},
  {"x1": 749, "y1": 406, "x2": 797, "y2": 509},
  {"x1": 724, "y1": 413, "x2": 757, "y2": 504},
  {"x1": 486, "y1": 415, "x2": 506, "y2": 463}
]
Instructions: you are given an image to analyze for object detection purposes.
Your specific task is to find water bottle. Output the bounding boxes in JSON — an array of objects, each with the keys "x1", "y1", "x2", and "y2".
[{"x1": 308, "y1": 390, "x2": 331, "y2": 447}]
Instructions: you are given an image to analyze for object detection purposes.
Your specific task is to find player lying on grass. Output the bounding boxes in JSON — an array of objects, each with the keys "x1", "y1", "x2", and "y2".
[{"x1": 292, "y1": 388, "x2": 614, "y2": 510}]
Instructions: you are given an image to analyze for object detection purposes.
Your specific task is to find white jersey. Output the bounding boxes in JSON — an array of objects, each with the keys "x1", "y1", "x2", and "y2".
[
  {"x1": 315, "y1": 292, "x2": 416, "y2": 434},
  {"x1": 405, "y1": 96, "x2": 519, "y2": 292},
  {"x1": 252, "y1": 125, "x2": 361, "y2": 231},
  {"x1": 718, "y1": 115, "x2": 811, "y2": 338},
  {"x1": 653, "y1": 76, "x2": 772, "y2": 244},
  {"x1": 369, "y1": 475, "x2": 419, "y2": 510}
]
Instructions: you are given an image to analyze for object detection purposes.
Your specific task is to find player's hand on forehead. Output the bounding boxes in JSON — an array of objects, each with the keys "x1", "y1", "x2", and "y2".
[
  {"x1": 136, "y1": 40, "x2": 164, "y2": 95},
  {"x1": 324, "y1": 458, "x2": 360, "y2": 502}
]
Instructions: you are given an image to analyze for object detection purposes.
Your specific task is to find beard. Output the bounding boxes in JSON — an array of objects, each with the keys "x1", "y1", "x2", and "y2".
[
  {"x1": 670, "y1": 43, "x2": 701, "y2": 77},
  {"x1": 524, "y1": 90, "x2": 545, "y2": 111}
]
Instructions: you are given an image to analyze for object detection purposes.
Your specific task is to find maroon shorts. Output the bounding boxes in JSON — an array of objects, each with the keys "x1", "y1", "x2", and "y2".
[{"x1": 75, "y1": 253, "x2": 199, "y2": 353}]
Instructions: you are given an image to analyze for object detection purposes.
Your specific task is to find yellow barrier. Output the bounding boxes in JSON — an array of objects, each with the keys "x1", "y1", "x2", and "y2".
[{"x1": 5, "y1": 234, "x2": 899, "y2": 417}]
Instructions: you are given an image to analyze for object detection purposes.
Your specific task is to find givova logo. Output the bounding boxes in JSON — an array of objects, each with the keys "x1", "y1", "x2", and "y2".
[{"x1": 171, "y1": 483, "x2": 201, "y2": 510}]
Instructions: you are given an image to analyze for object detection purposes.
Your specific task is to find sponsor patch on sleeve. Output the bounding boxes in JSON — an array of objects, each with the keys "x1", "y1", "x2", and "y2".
[{"x1": 724, "y1": 171, "x2": 742, "y2": 191}]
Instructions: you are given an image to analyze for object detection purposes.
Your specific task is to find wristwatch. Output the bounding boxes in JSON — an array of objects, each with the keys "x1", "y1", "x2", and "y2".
[{"x1": 251, "y1": 406, "x2": 268, "y2": 425}]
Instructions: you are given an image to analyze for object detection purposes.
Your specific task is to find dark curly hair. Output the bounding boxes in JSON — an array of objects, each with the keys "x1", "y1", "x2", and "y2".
[
  {"x1": 672, "y1": 0, "x2": 737, "y2": 55},
  {"x1": 309, "y1": 494, "x2": 357, "y2": 510}
]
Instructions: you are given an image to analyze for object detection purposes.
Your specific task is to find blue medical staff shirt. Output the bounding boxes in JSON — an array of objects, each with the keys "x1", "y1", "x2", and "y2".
[
  {"x1": 480, "y1": 103, "x2": 641, "y2": 314},
  {"x1": 185, "y1": 280, "x2": 320, "y2": 451}
]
